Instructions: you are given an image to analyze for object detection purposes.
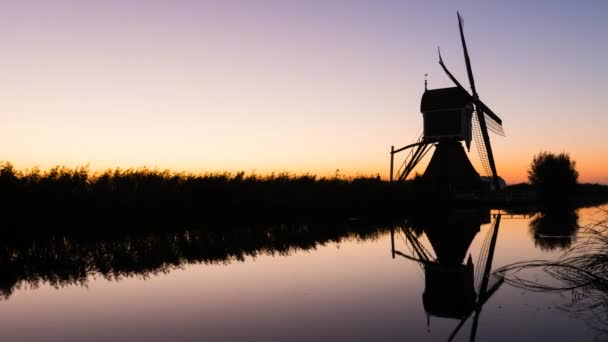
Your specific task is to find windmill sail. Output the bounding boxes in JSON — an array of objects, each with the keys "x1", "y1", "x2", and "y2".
[
  {"x1": 438, "y1": 54, "x2": 504, "y2": 175},
  {"x1": 458, "y1": 12, "x2": 478, "y2": 96},
  {"x1": 457, "y1": 12, "x2": 502, "y2": 189},
  {"x1": 485, "y1": 113, "x2": 505, "y2": 136},
  {"x1": 457, "y1": 12, "x2": 498, "y2": 185},
  {"x1": 475, "y1": 99, "x2": 505, "y2": 136},
  {"x1": 472, "y1": 112, "x2": 493, "y2": 177}
]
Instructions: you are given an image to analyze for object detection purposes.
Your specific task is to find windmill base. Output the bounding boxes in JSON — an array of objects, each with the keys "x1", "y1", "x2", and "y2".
[{"x1": 422, "y1": 140, "x2": 481, "y2": 194}]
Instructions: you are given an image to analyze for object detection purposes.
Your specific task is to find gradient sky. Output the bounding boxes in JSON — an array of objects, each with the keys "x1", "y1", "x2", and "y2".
[{"x1": 0, "y1": 0, "x2": 606, "y2": 183}]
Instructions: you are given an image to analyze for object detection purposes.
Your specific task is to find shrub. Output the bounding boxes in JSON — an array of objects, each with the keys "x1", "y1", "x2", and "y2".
[{"x1": 528, "y1": 152, "x2": 578, "y2": 201}]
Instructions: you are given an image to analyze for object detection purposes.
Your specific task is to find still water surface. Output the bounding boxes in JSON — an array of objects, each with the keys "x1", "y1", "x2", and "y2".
[{"x1": 0, "y1": 206, "x2": 606, "y2": 341}]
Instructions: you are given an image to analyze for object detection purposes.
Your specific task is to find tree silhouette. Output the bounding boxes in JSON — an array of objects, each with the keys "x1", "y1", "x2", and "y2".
[{"x1": 528, "y1": 152, "x2": 578, "y2": 202}]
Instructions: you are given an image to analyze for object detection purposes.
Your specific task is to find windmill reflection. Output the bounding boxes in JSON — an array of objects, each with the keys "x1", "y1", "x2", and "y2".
[{"x1": 391, "y1": 210, "x2": 504, "y2": 341}]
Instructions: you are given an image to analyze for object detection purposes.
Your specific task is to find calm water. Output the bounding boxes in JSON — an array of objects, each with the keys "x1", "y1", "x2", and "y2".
[{"x1": 0, "y1": 205, "x2": 606, "y2": 341}]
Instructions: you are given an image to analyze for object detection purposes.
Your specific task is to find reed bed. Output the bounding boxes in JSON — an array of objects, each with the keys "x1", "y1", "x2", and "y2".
[
  {"x1": 1, "y1": 161, "x2": 607, "y2": 233},
  {"x1": 0, "y1": 162, "x2": 414, "y2": 232}
]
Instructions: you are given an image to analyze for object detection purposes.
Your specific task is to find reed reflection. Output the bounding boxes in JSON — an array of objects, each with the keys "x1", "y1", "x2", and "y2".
[
  {"x1": 0, "y1": 222, "x2": 387, "y2": 299},
  {"x1": 500, "y1": 211, "x2": 608, "y2": 339},
  {"x1": 391, "y1": 209, "x2": 504, "y2": 342}
]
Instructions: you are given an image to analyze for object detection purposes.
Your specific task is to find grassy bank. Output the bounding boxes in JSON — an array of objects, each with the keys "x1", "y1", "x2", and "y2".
[
  {"x1": 1, "y1": 162, "x2": 607, "y2": 232},
  {"x1": 0, "y1": 162, "x2": 413, "y2": 230}
]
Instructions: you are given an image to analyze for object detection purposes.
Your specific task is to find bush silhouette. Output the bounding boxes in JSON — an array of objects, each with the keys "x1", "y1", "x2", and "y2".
[{"x1": 528, "y1": 152, "x2": 578, "y2": 201}]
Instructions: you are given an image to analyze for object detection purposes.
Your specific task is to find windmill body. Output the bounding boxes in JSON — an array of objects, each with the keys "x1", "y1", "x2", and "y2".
[
  {"x1": 420, "y1": 87, "x2": 473, "y2": 148},
  {"x1": 390, "y1": 13, "x2": 505, "y2": 194},
  {"x1": 420, "y1": 87, "x2": 481, "y2": 193}
]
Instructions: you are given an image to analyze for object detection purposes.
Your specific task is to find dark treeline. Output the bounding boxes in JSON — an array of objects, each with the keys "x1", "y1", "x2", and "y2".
[
  {"x1": 498, "y1": 182, "x2": 608, "y2": 208},
  {"x1": 0, "y1": 162, "x2": 416, "y2": 232},
  {"x1": 0, "y1": 220, "x2": 389, "y2": 299},
  {"x1": 1, "y1": 162, "x2": 607, "y2": 234}
]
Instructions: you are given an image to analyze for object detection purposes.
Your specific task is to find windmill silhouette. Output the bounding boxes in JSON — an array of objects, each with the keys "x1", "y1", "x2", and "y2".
[{"x1": 390, "y1": 12, "x2": 505, "y2": 193}]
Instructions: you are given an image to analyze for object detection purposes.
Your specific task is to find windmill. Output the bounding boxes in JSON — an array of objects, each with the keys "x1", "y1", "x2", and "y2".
[
  {"x1": 389, "y1": 12, "x2": 505, "y2": 192},
  {"x1": 390, "y1": 211, "x2": 504, "y2": 341}
]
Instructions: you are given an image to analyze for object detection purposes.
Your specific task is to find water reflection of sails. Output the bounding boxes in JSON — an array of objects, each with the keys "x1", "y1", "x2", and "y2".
[{"x1": 390, "y1": 211, "x2": 504, "y2": 341}]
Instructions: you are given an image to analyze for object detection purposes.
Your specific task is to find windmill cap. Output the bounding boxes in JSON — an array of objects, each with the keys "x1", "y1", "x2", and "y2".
[{"x1": 421, "y1": 87, "x2": 472, "y2": 113}]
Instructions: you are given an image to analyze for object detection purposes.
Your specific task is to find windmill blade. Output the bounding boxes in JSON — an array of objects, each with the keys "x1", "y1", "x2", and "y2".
[
  {"x1": 457, "y1": 12, "x2": 501, "y2": 188},
  {"x1": 439, "y1": 43, "x2": 501, "y2": 189},
  {"x1": 476, "y1": 102, "x2": 505, "y2": 137},
  {"x1": 438, "y1": 48, "x2": 471, "y2": 95},
  {"x1": 473, "y1": 104, "x2": 500, "y2": 189},
  {"x1": 472, "y1": 112, "x2": 493, "y2": 176},
  {"x1": 458, "y1": 12, "x2": 478, "y2": 97},
  {"x1": 476, "y1": 100, "x2": 502, "y2": 126},
  {"x1": 483, "y1": 111, "x2": 505, "y2": 136},
  {"x1": 438, "y1": 47, "x2": 504, "y2": 131},
  {"x1": 458, "y1": 11, "x2": 504, "y2": 134},
  {"x1": 455, "y1": 13, "x2": 506, "y2": 134}
]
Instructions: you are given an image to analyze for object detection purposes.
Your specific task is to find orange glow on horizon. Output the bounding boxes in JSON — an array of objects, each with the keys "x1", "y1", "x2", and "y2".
[
  {"x1": 3, "y1": 152, "x2": 606, "y2": 186},
  {"x1": 0, "y1": 2, "x2": 606, "y2": 185}
]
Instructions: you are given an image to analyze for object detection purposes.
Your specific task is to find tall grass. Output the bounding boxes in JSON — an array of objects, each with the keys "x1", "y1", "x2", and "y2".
[
  {"x1": 2, "y1": 161, "x2": 606, "y2": 233},
  {"x1": 0, "y1": 162, "x2": 415, "y2": 232}
]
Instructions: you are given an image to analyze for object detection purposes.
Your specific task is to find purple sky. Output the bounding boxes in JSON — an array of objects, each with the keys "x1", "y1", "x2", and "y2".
[{"x1": 0, "y1": 1, "x2": 606, "y2": 183}]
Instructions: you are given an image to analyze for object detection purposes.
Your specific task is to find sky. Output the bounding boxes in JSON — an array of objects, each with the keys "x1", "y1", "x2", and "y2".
[{"x1": 0, "y1": 0, "x2": 606, "y2": 184}]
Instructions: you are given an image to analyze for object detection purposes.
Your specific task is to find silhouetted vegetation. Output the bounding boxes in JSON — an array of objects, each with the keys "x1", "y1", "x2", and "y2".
[
  {"x1": 0, "y1": 161, "x2": 605, "y2": 236},
  {"x1": 0, "y1": 221, "x2": 388, "y2": 299},
  {"x1": 0, "y1": 162, "x2": 415, "y2": 232},
  {"x1": 500, "y1": 182, "x2": 608, "y2": 209},
  {"x1": 528, "y1": 152, "x2": 579, "y2": 202},
  {"x1": 576, "y1": 183, "x2": 608, "y2": 205}
]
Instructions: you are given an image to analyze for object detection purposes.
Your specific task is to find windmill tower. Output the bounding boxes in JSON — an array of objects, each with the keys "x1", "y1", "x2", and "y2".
[{"x1": 390, "y1": 13, "x2": 505, "y2": 193}]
